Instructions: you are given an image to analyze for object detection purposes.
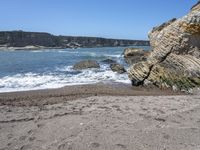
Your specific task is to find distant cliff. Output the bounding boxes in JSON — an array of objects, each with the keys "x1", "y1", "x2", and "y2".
[{"x1": 0, "y1": 31, "x2": 150, "y2": 49}]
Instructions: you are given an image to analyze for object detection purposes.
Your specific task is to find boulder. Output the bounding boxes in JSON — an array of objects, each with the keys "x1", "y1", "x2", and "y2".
[
  {"x1": 73, "y1": 60, "x2": 100, "y2": 70},
  {"x1": 123, "y1": 48, "x2": 149, "y2": 65},
  {"x1": 110, "y1": 63, "x2": 126, "y2": 74},
  {"x1": 128, "y1": 1, "x2": 200, "y2": 91}
]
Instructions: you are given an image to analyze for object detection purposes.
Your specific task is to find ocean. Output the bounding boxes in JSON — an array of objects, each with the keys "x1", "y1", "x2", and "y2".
[{"x1": 0, "y1": 46, "x2": 150, "y2": 93}]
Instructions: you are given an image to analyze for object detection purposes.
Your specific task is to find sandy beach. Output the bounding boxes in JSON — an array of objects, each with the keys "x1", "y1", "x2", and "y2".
[
  {"x1": 0, "y1": 84, "x2": 200, "y2": 150},
  {"x1": 0, "y1": 0, "x2": 199, "y2": 150}
]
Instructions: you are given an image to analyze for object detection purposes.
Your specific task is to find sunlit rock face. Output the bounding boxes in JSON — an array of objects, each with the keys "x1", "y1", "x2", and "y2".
[
  {"x1": 123, "y1": 48, "x2": 149, "y2": 65},
  {"x1": 128, "y1": 1, "x2": 200, "y2": 91}
]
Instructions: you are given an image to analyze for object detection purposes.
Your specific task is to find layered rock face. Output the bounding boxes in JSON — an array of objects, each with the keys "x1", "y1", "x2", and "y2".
[{"x1": 128, "y1": 2, "x2": 200, "y2": 91}]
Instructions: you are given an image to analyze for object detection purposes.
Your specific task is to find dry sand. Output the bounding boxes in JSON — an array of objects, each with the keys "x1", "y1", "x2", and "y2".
[{"x1": 0, "y1": 84, "x2": 200, "y2": 150}]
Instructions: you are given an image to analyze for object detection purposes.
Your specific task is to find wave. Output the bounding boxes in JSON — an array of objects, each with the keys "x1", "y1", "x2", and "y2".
[
  {"x1": 106, "y1": 54, "x2": 122, "y2": 58},
  {"x1": 30, "y1": 50, "x2": 44, "y2": 53},
  {"x1": 0, "y1": 65, "x2": 130, "y2": 93}
]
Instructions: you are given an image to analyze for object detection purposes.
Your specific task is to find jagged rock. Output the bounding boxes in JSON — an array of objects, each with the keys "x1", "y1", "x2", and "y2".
[
  {"x1": 151, "y1": 18, "x2": 177, "y2": 33},
  {"x1": 128, "y1": 1, "x2": 200, "y2": 91},
  {"x1": 123, "y1": 48, "x2": 149, "y2": 65},
  {"x1": 73, "y1": 60, "x2": 100, "y2": 70},
  {"x1": 191, "y1": 0, "x2": 200, "y2": 10},
  {"x1": 101, "y1": 59, "x2": 117, "y2": 64},
  {"x1": 110, "y1": 63, "x2": 126, "y2": 74}
]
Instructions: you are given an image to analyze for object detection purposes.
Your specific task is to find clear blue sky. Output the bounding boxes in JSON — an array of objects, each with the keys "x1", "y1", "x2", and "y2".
[{"x1": 0, "y1": 0, "x2": 197, "y2": 40}]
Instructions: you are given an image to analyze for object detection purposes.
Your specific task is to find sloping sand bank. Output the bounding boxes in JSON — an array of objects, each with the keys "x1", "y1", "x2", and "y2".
[{"x1": 0, "y1": 84, "x2": 200, "y2": 150}]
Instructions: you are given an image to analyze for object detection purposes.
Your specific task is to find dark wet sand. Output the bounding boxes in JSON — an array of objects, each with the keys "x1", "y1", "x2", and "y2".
[
  {"x1": 0, "y1": 83, "x2": 183, "y2": 106},
  {"x1": 2, "y1": 83, "x2": 200, "y2": 150}
]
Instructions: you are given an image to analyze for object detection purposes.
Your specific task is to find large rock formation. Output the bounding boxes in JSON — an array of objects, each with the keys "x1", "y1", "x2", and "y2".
[{"x1": 128, "y1": 1, "x2": 200, "y2": 91}]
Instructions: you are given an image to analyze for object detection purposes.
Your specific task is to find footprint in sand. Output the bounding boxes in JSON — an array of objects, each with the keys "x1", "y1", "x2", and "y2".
[
  {"x1": 177, "y1": 114, "x2": 184, "y2": 119},
  {"x1": 163, "y1": 133, "x2": 170, "y2": 140},
  {"x1": 58, "y1": 142, "x2": 74, "y2": 150},
  {"x1": 7, "y1": 142, "x2": 11, "y2": 146},
  {"x1": 115, "y1": 144, "x2": 127, "y2": 150},
  {"x1": 58, "y1": 143, "x2": 67, "y2": 150},
  {"x1": 20, "y1": 144, "x2": 31, "y2": 150},
  {"x1": 27, "y1": 130, "x2": 33, "y2": 135},
  {"x1": 19, "y1": 136, "x2": 27, "y2": 141},
  {"x1": 7, "y1": 133, "x2": 13, "y2": 139},
  {"x1": 37, "y1": 123, "x2": 45, "y2": 128},
  {"x1": 58, "y1": 143, "x2": 73, "y2": 150},
  {"x1": 154, "y1": 117, "x2": 166, "y2": 122},
  {"x1": 28, "y1": 136, "x2": 36, "y2": 141},
  {"x1": 90, "y1": 142, "x2": 100, "y2": 148}
]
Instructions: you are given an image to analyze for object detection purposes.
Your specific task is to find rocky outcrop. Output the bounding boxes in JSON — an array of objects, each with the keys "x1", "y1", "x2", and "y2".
[
  {"x1": 128, "y1": 1, "x2": 200, "y2": 91},
  {"x1": 0, "y1": 31, "x2": 59, "y2": 48},
  {"x1": 0, "y1": 31, "x2": 150, "y2": 50},
  {"x1": 123, "y1": 48, "x2": 149, "y2": 65},
  {"x1": 110, "y1": 63, "x2": 126, "y2": 74},
  {"x1": 73, "y1": 60, "x2": 100, "y2": 70}
]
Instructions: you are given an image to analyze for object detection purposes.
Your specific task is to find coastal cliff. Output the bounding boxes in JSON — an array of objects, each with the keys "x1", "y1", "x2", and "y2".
[
  {"x1": 0, "y1": 31, "x2": 149, "y2": 50},
  {"x1": 128, "y1": 1, "x2": 200, "y2": 91}
]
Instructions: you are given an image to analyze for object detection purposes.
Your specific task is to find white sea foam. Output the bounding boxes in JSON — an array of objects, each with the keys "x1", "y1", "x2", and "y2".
[
  {"x1": 30, "y1": 49, "x2": 62, "y2": 53},
  {"x1": 55, "y1": 65, "x2": 73, "y2": 72},
  {"x1": 30, "y1": 50, "x2": 44, "y2": 53},
  {"x1": 106, "y1": 54, "x2": 122, "y2": 58},
  {"x1": 0, "y1": 65, "x2": 130, "y2": 93},
  {"x1": 0, "y1": 46, "x2": 151, "y2": 93}
]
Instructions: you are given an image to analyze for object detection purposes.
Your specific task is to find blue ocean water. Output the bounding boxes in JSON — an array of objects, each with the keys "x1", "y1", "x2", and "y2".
[{"x1": 0, "y1": 46, "x2": 150, "y2": 92}]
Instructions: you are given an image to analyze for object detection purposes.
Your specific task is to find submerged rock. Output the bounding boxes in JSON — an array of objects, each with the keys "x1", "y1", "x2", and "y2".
[
  {"x1": 128, "y1": 1, "x2": 200, "y2": 91},
  {"x1": 73, "y1": 60, "x2": 100, "y2": 70},
  {"x1": 101, "y1": 59, "x2": 117, "y2": 64},
  {"x1": 110, "y1": 63, "x2": 126, "y2": 74},
  {"x1": 123, "y1": 48, "x2": 149, "y2": 65}
]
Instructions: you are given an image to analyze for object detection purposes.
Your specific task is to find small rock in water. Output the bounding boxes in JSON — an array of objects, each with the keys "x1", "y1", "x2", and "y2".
[
  {"x1": 110, "y1": 63, "x2": 126, "y2": 74},
  {"x1": 101, "y1": 59, "x2": 117, "y2": 64},
  {"x1": 123, "y1": 48, "x2": 149, "y2": 65},
  {"x1": 73, "y1": 60, "x2": 100, "y2": 70}
]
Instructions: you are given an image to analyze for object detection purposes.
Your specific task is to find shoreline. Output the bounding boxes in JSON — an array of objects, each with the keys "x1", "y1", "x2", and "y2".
[
  {"x1": 0, "y1": 83, "x2": 184, "y2": 106},
  {"x1": 0, "y1": 45, "x2": 150, "y2": 51}
]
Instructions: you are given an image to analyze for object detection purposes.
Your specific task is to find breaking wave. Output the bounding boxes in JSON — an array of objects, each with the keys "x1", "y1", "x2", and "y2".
[{"x1": 0, "y1": 65, "x2": 130, "y2": 93}]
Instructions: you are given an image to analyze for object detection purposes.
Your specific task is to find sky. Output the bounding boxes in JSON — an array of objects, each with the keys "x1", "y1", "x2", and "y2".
[{"x1": 0, "y1": 0, "x2": 198, "y2": 40}]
